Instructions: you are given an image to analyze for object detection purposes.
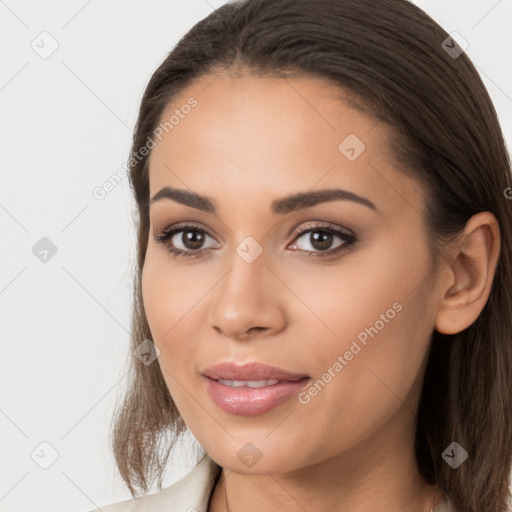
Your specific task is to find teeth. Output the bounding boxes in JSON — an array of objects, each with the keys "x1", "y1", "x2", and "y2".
[{"x1": 218, "y1": 378, "x2": 280, "y2": 388}]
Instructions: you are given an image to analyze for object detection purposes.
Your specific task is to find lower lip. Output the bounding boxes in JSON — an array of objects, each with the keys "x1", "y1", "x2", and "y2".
[{"x1": 203, "y1": 376, "x2": 311, "y2": 416}]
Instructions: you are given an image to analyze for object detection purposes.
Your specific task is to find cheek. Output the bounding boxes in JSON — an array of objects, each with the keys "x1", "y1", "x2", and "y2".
[
  {"x1": 141, "y1": 252, "x2": 173, "y2": 338},
  {"x1": 141, "y1": 260, "x2": 193, "y2": 405},
  {"x1": 141, "y1": 251, "x2": 183, "y2": 364},
  {"x1": 142, "y1": 248, "x2": 199, "y2": 338},
  {"x1": 286, "y1": 239, "x2": 434, "y2": 404},
  {"x1": 141, "y1": 250, "x2": 212, "y2": 377}
]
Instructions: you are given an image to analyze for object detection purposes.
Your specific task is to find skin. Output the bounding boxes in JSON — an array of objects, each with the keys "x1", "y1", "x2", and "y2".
[{"x1": 141, "y1": 70, "x2": 500, "y2": 512}]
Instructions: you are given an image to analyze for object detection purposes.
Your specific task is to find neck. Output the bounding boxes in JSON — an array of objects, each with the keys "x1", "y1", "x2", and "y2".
[{"x1": 208, "y1": 408, "x2": 440, "y2": 512}]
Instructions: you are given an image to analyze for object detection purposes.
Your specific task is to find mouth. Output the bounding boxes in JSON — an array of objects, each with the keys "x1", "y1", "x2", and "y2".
[{"x1": 202, "y1": 375, "x2": 311, "y2": 416}]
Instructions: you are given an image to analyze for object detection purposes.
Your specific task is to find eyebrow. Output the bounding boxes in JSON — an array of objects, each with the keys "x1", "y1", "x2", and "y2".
[{"x1": 150, "y1": 186, "x2": 379, "y2": 215}]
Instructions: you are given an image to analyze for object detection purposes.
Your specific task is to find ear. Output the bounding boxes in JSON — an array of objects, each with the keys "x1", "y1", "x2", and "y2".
[{"x1": 435, "y1": 211, "x2": 501, "y2": 335}]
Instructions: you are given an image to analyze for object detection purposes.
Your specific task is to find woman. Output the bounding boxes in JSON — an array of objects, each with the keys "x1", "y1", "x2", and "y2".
[{"x1": 91, "y1": 0, "x2": 512, "y2": 511}]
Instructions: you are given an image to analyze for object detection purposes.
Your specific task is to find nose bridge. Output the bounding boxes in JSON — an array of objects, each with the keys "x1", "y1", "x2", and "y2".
[
  {"x1": 220, "y1": 227, "x2": 269, "y2": 294},
  {"x1": 207, "y1": 239, "x2": 286, "y2": 339},
  {"x1": 216, "y1": 240, "x2": 270, "y2": 313}
]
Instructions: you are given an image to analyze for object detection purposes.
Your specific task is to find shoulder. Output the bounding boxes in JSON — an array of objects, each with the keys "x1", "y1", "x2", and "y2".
[{"x1": 89, "y1": 454, "x2": 222, "y2": 512}]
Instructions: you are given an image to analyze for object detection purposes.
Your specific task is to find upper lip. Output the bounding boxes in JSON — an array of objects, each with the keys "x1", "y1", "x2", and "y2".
[{"x1": 202, "y1": 361, "x2": 309, "y2": 381}]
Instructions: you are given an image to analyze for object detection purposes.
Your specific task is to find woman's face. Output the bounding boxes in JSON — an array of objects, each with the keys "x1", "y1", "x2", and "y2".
[{"x1": 142, "y1": 72, "x2": 441, "y2": 474}]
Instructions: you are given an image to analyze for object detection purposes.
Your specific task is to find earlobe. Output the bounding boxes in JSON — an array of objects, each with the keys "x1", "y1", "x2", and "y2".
[{"x1": 434, "y1": 212, "x2": 501, "y2": 335}]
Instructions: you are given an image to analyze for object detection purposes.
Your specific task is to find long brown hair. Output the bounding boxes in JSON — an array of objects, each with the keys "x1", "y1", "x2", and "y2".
[{"x1": 111, "y1": 1, "x2": 512, "y2": 510}]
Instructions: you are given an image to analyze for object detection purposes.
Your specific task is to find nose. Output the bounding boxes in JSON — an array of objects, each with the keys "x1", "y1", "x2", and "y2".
[{"x1": 207, "y1": 251, "x2": 287, "y2": 342}]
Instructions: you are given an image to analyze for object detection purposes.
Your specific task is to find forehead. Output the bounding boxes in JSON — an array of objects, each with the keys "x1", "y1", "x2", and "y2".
[
  {"x1": 152, "y1": 73, "x2": 378, "y2": 158},
  {"x1": 147, "y1": 73, "x2": 424, "y2": 219}
]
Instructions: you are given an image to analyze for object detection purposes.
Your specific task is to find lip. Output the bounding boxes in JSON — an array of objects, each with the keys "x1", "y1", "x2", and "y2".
[
  {"x1": 201, "y1": 361, "x2": 311, "y2": 416},
  {"x1": 202, "y1": 361, "x2": 309, "y2": 381}
]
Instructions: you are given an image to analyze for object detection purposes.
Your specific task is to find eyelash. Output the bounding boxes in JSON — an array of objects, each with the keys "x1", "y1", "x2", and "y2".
[{"x1": 153, "y1": 221, "x2": 357, "y2": 259}]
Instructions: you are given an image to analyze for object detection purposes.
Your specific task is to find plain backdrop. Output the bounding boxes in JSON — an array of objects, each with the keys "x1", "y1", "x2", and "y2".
[{"x1": 1, "y1": 1, "x2": 511, "y2": 511}]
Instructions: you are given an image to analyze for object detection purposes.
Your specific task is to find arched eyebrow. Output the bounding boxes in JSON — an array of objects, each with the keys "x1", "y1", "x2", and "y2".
[{"x1": 150, "y1": 186, "x2": 379, "y2": 215}]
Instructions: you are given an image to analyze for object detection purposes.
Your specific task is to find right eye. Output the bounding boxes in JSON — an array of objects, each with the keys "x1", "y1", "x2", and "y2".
[{"x1": 153, "y1": 223, "x2": 220, "y2": 258}]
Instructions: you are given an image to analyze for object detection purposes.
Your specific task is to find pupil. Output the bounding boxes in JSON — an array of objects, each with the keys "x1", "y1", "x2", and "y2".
[
  {"x1": 311, "y1": 230, "x2": 332, "y2": 250},
  {"x1": 183, "y1": 230, "x2": 204, "y2": 250}
]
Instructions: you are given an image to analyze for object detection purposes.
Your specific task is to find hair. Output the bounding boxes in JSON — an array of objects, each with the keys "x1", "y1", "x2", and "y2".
[{"x1": 110, "y1": 0, "x2": 512, "y2": 510}]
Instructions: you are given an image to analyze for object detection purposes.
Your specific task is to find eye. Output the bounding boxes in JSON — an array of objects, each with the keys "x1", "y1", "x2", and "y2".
[
  {"x1": 153, "y1": 222, "x2": 219, "y2": 258},
  {"x1": 288, "y1": 222, "x2": 357, "y2": 257}
]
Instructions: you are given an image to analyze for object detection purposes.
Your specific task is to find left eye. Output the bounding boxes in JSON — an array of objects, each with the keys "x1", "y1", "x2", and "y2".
[{"x1": 289, "y1": 226, "x2": 356, "y2": 256}]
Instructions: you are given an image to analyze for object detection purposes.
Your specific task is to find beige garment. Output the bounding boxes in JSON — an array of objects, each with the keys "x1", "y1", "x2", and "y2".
[
  {"x1": 90, "y1": 453, "x2": 459, "y2": 512},
  {"x1": 89, "y1": 454, "x2": 221, "y2": 512}
]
